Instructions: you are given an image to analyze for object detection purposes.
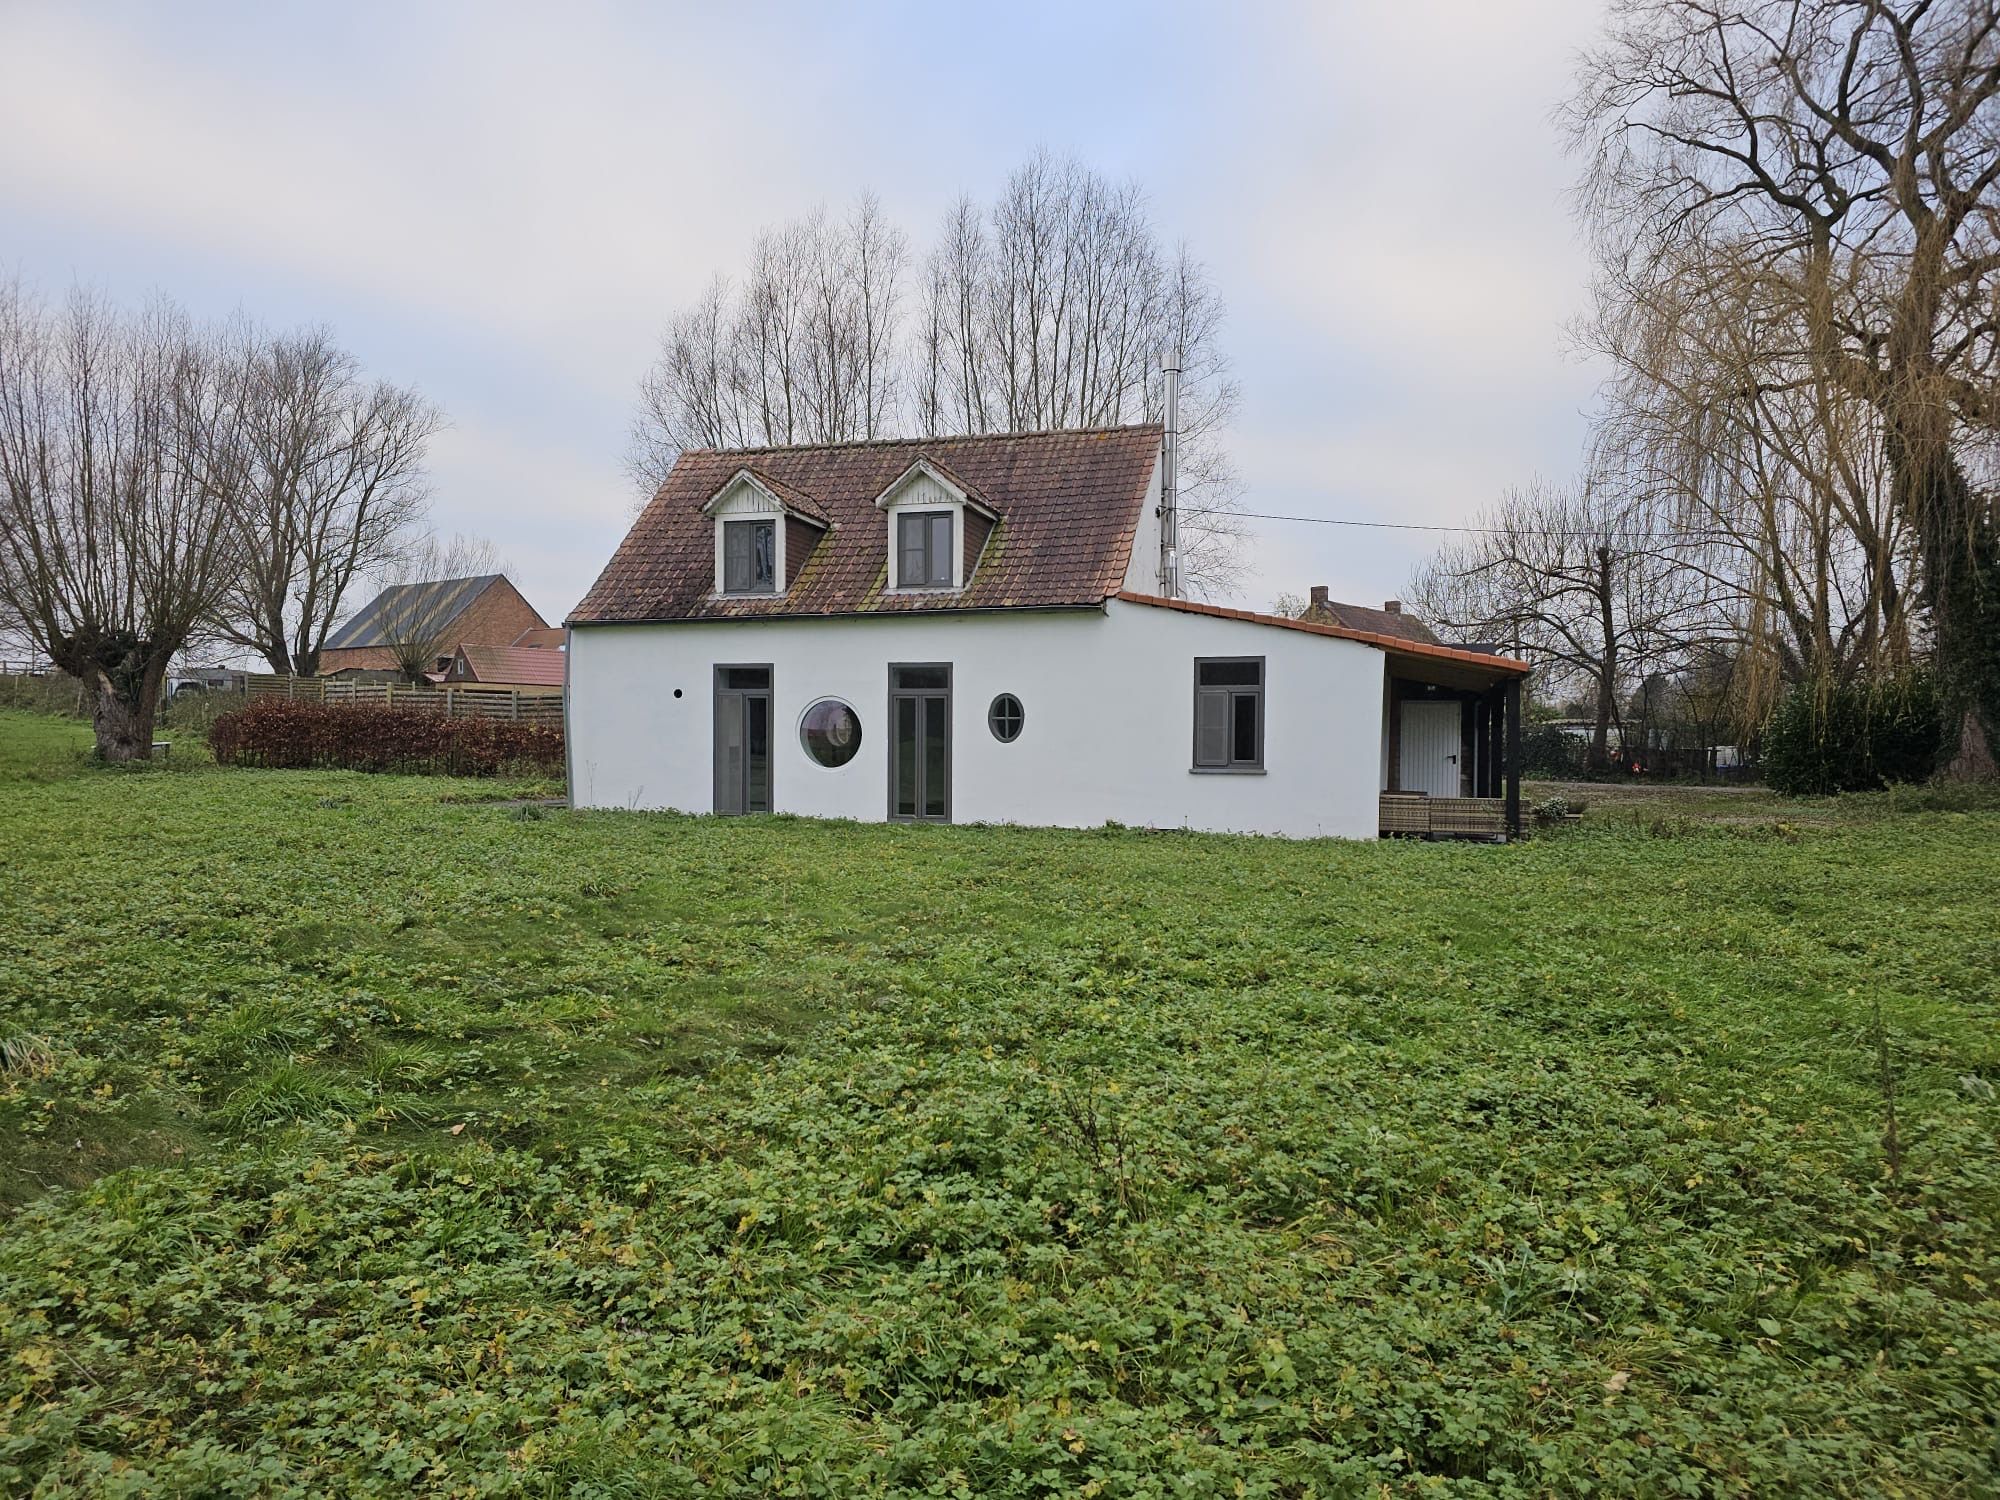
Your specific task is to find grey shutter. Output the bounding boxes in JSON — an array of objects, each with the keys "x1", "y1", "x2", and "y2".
[{"x1": 1194, "y1": 687, "x2": 1230, "y2": 766}]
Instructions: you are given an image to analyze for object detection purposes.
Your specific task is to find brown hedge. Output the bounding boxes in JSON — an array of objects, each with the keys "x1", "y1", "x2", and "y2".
[{"x1": 209, "y1": 699, "x2": 564, "y2": 777}]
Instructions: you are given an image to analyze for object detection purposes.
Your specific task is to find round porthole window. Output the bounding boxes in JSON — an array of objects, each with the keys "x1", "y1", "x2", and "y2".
[
  {"x1": 799, "y1": 698, "x2": 862, "y2": 767},
  {"x1": 988, "y1": 693, "x2": 1024, "y2": 743}
]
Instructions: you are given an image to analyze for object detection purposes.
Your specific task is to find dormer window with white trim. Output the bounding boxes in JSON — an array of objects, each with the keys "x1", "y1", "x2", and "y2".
[
  {"x1": 874, "y1": 455, "x2": 997, "y2": 594},
  {"x1": 702, "y1": 468, "x2": 828, "y2": 598}
]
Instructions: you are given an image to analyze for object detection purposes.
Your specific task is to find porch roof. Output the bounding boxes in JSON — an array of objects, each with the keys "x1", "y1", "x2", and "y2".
[{"x1": 1115, "y1": 592, "x2": 1529, "y2": 685}]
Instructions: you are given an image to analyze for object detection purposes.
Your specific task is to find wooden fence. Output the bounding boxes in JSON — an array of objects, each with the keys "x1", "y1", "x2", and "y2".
[{"x1": 244, "y1": 674, "x2": 563, "y2": 726}]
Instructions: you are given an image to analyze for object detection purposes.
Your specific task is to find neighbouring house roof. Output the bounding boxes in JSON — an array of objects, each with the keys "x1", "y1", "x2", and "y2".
[
  {"x1": 1307, "y1": 599, "x2": 1440, "y2": 645},
  {"x1": 326, "y1": 575, "x2": 508, "y2": 651},
  {"x1": 511, "y1": 626, "x2": 568, "y2": 650},
  {"x1": 1114, "y1": 593, "x2": 1530, "y2": 677},
  {"x1": 454, "y1": 644, "x2": 567, "y2": 687},
  {"x1": 569, "y1": 425, "x2": 1162, "y2": 625}
]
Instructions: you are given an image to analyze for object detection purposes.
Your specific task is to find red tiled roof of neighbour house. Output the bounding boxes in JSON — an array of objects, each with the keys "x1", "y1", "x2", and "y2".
[
  {"x1": 455, "y1": 644, "x2": 568, "y2": 687},
  {"x1": 511, "y1": 626, "x2": 568, "y2": 649},
  {"x1": 1114, "y1": 592, "x2": 1531, "y2": 676},
  {"x1": 569, "y1": 425, "x2": 1163, "y2": 624}
]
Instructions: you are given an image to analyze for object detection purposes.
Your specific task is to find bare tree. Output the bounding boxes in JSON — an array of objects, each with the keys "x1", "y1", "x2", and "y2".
[
  {"x1": 0, "y1": 284, "x2": 242, "y2": 761},
  {"x1": 913, "y1": 153, "x2": 1245, "y2": 593},
  {"x1": 369, "y1": 532, "x2": 502, "y2": 685},
  {"x1": 213, "y1": 327, "x2": 439, "y2": 677},
  {"x1": 631, "y1": 154, "x2": 1247, "y2": 595},
  {"x1": 1585, "y1": 242, "x2": 1917, "y2": 708},
  {"x1": 1409, "y1": 481, "x2": 1721, "y2": 770},
  {"x1": 1569, "y1": 0, "x2": 2000, "y2": 775},
  {"x1": 628, "y1": 196, "x2": 908, "y2": 484}
]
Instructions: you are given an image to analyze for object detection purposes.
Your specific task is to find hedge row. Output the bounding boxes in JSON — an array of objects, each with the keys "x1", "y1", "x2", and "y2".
[
  {"x1": 209, "y1": 699, "x2": 563, "y2": 777},
  {"x1": 1763, "y1": 668, "x2": 1944, "y2": 795}
]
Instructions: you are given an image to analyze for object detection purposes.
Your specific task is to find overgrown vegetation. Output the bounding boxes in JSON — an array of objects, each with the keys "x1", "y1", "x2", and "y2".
[
  {"x1": 1, "y1": 710, "x2": 1995, "y2": 1494},
  {"x1": 1763, "y1": 670, "x2": 1945, "y2": 796},
  {"x1": 209, "y1": 698, "x2": 564, "y2": 776}
]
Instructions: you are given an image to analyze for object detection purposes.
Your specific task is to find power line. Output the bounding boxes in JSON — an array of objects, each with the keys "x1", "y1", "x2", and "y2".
[{"x1": 1175, "y1": 504, "x2": 1675, "y2": 542}]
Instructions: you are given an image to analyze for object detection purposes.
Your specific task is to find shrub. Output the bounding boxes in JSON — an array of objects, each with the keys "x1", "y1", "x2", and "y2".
[
  {"x1": 1521, "y1": 721, "x2": 1587, "y2": 778},
  {"x1": 1764, "y1": 669, "x2": 1945, "y2": 796},
  {"x1": 209, "y1": 699, "x2": 563, "y2": 777}
]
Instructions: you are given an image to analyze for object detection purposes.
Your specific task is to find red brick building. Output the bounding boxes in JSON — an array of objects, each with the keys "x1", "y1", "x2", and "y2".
[{"x1": 319, "y1": 575, "x2": 548, "y2": 678}]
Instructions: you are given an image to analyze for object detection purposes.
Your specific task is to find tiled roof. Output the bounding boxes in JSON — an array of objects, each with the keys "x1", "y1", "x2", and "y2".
[
  {"x1": 510, "y1": 626, "x2": 568, "y2": 650},
  {"x1": 455, "y1": 644, "x2": 567, "y2": 687},
  {"x1": 326, "y1": 575, "x2": 503, "y2": 650},
  {"x1": 1115, "y1": 593, "x2": 1530, "y2": 676},
  {"x1": 569, "y1": 426, "x2": 1161, "y2": 625},
  {"x1": 1312, "y1": 600, "x2": 1439, "y2": 645},
  {"x1": 734, "y1": 467, "x2": 831, "y2": 525}
]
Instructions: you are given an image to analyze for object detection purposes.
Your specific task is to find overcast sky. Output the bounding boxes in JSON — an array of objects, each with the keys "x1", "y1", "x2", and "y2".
[{"x1": 0, "y1": 0, "x2": 1611, "y2": 627}]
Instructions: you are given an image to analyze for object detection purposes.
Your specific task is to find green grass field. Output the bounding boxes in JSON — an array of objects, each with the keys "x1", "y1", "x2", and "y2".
[{"x1": 2, "y1": 709, "x2": 1997, "y2": 1496}]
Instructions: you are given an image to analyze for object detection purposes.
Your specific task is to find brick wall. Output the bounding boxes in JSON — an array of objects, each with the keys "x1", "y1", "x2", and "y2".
[{"x1": 319, "y1": 578, "x2": 549, "y2": 677}]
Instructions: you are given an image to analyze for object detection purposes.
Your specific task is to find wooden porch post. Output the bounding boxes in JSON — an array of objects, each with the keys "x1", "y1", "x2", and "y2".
[
  {"x1": 1504, "y1": 676, "x2": 1522, "y2": 839},
  {"x1": 1487, "y1": 688, "x2": 1505, "y2": 798}
]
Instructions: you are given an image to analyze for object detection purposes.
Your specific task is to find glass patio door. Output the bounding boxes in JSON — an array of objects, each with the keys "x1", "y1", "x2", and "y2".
[
  {"x1": 888, "y1": 664, "x2": 950, "y2": 822},
  {"x1": 714, "y1": 665, "x2": 772, "y2": 814}
]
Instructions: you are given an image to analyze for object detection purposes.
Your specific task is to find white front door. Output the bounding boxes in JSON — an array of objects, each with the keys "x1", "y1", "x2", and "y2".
[{"x1": 1399, "y1": 700, "x2": 1462, "y2": 797}]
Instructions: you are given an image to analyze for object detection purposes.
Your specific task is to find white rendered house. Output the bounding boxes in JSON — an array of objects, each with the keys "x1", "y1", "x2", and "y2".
[{"x1": 566, "y1": 422, "x2": 1528, "y2": 839}]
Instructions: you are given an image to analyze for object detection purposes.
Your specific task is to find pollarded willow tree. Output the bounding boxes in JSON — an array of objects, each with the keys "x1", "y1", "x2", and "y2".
[
  {"x1": 0, "y1": 285, "x2": 243, "y2": 761},
  {"x1": 1568, "y1": 0, "x2": 2000, "y2": 776},
  {"x1": 630, "y1": 152, "x2": 1246, "y2": 595}
]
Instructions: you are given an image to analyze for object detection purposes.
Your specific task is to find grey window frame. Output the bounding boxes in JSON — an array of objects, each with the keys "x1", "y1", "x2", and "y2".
[
  {"x1": 895, "y1": 509, "x2": 954, "y2": 590},
  {"x1": 713, "y1": 662, "x2": 775, "y2": 813},
  {"x1": 722, "y1": 518, "x2": 777, "y2": 594},
  {"x1": 887, "y1": 661, "x2": 952, "y2": 822},
  {"x1": 1192, "y1": 656, "x2": 1265, "y2": 772},
  {"x1": 987, "y1": 693, "x2": 1024, "y2": 742}
]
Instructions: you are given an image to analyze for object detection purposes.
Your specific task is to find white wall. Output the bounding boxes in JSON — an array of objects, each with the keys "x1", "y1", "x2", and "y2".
[
  {"x1": 567, "y1": 598, "x2": 1386, "y2": 839},
  {"x1": 1120, "y1": 457, "x2": 1165, "y2": 594}
]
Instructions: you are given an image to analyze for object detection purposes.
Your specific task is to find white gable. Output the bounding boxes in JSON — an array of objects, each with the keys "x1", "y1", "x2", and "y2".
[
  {"x1": 878, "y1": 466, "x2": 960, "y2": 511},
  {"x1": 704, "y1": 471, "x2": 787, "y2": 518}
]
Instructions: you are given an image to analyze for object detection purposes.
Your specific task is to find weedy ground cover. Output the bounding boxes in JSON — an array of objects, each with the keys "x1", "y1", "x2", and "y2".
[{"x1": 1, "y1": 708, "x2": 1996, "y2": 1495}]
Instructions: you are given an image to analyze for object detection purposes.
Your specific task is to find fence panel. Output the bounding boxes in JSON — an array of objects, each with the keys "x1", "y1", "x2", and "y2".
[{"x1": 244, "y1": 675, "x2": 561, "y2": 725}]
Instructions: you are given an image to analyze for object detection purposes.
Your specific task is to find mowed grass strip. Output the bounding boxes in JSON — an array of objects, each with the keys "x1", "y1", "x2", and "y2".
[{"x1": 0, "y1": 709, "x2": 1996, "y2": 1496}]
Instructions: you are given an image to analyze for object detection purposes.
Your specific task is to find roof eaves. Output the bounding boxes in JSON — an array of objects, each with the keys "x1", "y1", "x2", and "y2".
[{"x1": 1114, "y1": 592, "x2": 1530, "y2": 674}]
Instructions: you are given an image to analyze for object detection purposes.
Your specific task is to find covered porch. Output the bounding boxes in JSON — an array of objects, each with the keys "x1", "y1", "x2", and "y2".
[{"x1": 1378, "y1": 645, "x2": 1526, "y2": 840}]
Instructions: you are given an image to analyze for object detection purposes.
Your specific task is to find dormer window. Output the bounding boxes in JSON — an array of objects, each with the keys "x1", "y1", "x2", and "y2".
[
  {"x1": 703, "y1": 468, "x2": 828, "y2": 598},
  {"x1": 874, "y1": 455, "x2": 998, "y2": 595},
  {"x1": 722, "y1": 518, "x2": 776, "y2": 594},
  {"x1": 896, "y1": 511, "x2": 954, "y2": 590}
]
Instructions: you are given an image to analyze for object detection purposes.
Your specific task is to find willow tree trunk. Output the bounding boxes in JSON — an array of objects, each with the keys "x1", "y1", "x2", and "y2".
[
  {"x1": 52, "y1": 631, "x2": 173, "y2": 763},
  {"x1": 87, "y1": 663, "x2": 168, "y2": 762},
  {"x1": 1885, "y1": 421, "x2": 2000, "y2": 781}
]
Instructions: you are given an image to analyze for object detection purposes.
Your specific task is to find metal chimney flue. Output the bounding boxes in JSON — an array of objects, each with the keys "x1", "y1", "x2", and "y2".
[{"x1": 1159, "y1": 347, "x2": 1182, "y2": 598}]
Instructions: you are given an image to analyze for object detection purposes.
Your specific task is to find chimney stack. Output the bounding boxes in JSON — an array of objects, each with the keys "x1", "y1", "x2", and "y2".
[
  {"x1": 1383, "y1": 599, "x2": 1402, "y2": 615},
  {"x1": 1158, "y1": 348, "x2": 1182, "y2": 598},
  {"x1": 1309, "y1": 585, "x2": 1329, "y2": 614}
]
